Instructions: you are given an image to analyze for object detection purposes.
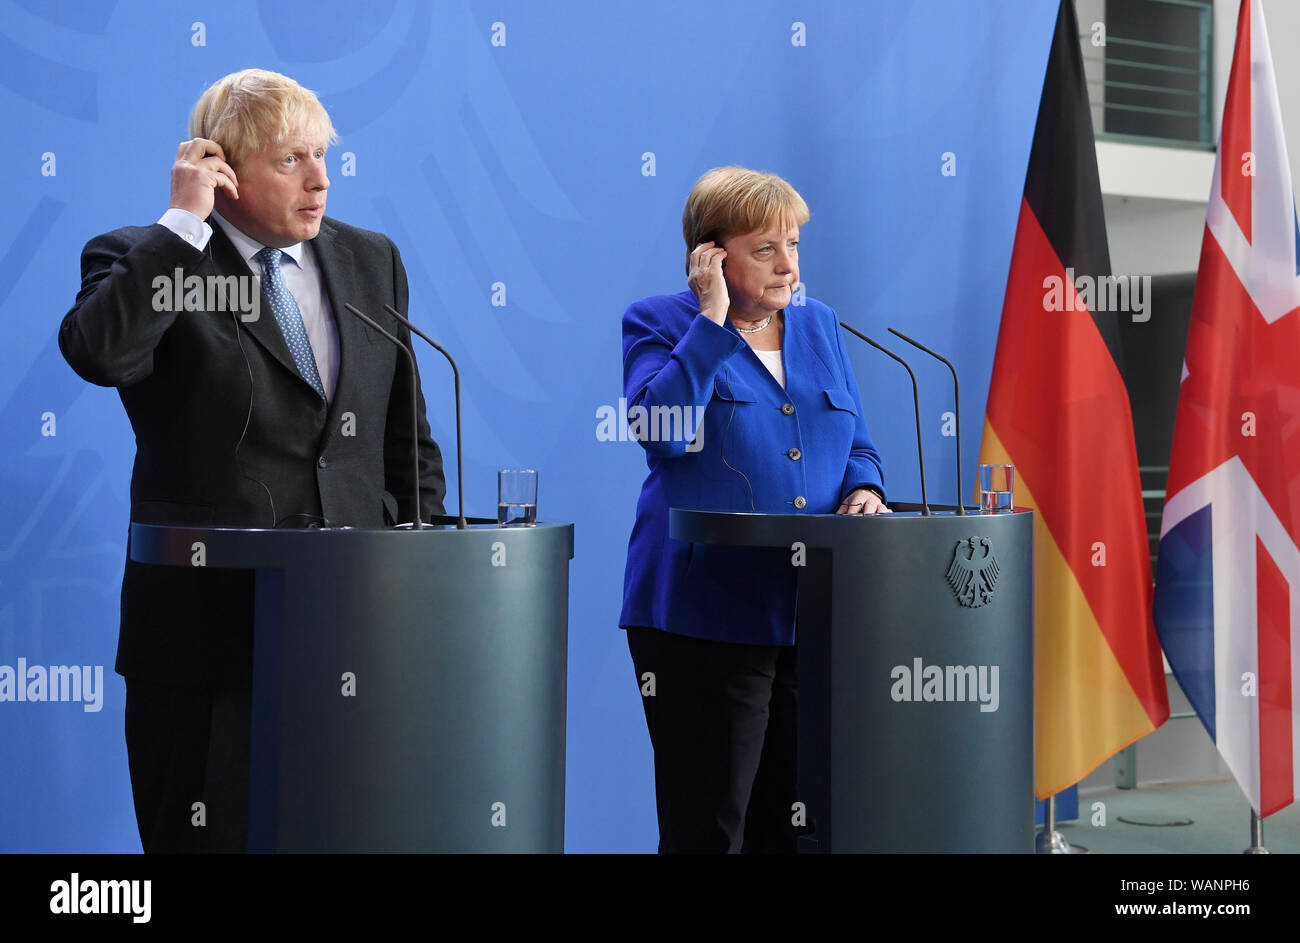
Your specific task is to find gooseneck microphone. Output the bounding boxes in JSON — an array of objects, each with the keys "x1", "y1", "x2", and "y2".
[
  {"x1": 839, "y1": 321, "x2": 930, "y2": 516},
  {"x1": 888, "y1": 327, "x2": 965, "y2": 515},
  {"x1": 341, "y1": 303, "x2": 423, "y2": 531},
  {"x1": 383, "y1": 304, "x2": 467, "y2": 531}
]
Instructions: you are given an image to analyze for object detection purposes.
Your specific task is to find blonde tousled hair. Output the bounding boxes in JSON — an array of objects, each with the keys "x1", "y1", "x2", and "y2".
[{"x1": 189, "y1": 68, "x2": 338, "y2": 169}]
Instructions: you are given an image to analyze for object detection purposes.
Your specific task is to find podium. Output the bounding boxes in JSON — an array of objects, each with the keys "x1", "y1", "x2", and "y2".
[
  {"x1": 670, "y1": 507, "x2": 1033, "y2": 853},
  {"x1": 131, "y1": 519, "x2": 573, "y2": 853}
]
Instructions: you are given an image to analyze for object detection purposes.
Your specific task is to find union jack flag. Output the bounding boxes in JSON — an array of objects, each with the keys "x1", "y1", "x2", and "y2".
[{"x1": 1155, "y1": 0, "x2": 1300, "y2": 817}]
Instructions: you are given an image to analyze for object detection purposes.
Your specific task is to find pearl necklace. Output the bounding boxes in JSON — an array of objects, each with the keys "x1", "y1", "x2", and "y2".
[{"x1": 733, "y1": 313, "x2": 774, "y2": 334}]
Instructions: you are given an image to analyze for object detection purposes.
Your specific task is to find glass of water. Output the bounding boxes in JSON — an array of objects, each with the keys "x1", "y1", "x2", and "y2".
[
  {"x1": 978, "y1": 464, "x2": 1014, "y2": 513},
  {"x1": 498, "y1": 469, "x2": 538, "y2": 526}
]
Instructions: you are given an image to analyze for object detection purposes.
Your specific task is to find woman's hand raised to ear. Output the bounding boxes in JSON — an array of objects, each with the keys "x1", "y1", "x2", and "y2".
[{"x1": 687, "y1": 240, "x2": 729, "y2": 326}]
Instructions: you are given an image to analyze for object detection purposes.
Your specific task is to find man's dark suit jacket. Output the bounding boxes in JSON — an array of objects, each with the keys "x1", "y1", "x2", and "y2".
[{"x1": 58, "y1": 218, "x2": 446, "y2": 689}]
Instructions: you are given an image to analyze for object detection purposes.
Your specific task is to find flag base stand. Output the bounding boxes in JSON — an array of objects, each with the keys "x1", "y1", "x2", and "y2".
[
  {"x1": 1035, "y1": 796, "x2": 1090, "y2": 854},
  {"x1": 1035, "y1": 829, "x2": 1090, "y2": 854},
  {"x1": 1243, "y1": 809, "x2": 1269, "y2": 854}
]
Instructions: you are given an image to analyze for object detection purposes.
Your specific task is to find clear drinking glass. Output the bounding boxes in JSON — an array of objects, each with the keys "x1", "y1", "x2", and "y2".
[
  {"x1": 498, "y1": 469, "x2": 538, "y2": 526},
  {"x1": 978, "y1": 464, "x2": 1014, "y2": 513}
]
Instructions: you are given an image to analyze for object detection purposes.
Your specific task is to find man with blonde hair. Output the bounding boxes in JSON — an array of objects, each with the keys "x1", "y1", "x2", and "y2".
[{"x1": 59, "y1": 69, "x2": 446, "y2": 852}]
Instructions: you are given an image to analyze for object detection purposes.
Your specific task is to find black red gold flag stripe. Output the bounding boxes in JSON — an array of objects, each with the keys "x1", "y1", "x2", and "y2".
[{"x1": 979, "y1": 0, "x2": 1170, "y2": 798}]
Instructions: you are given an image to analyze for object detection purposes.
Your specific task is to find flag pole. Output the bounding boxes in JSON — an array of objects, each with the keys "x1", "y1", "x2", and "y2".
[
  {"x1": 1035, "y1": 794, "x2": 1089, "y2": 854},
  {"x1": 1244, "y1": 809, "x2": 1269, "y2": 854}
]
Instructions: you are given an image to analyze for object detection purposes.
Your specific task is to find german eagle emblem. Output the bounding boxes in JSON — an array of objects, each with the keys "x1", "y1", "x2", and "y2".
[{"x1": 947, "y1": 537, "x2": 999, "y2": 608}]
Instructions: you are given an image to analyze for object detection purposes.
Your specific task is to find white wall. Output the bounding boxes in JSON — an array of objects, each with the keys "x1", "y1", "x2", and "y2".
[
  {"x1": 1259, "y1": 0, "x2": 1300, "y2": 191},
  {"x1": 1103, "y1": 0, "x2": 1300, "y2": 278}
]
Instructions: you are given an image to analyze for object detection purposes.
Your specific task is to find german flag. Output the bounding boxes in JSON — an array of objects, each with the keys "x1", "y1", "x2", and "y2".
[{"x1": 978, "y1": 0, "x2": 1169, "y2": 798}]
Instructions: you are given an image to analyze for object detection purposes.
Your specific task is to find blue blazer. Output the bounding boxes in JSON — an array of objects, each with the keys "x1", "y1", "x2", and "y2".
[{"x1": 619, "y1": 290, "x2": 886, "y2": 646}]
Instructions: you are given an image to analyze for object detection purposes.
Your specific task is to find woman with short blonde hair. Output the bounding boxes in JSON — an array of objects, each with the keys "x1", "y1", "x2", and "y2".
[
  {"x1": 680, "y1": 166, "x2": 810, "y2": 274},
  {"x1": 620, "y1": 166, "x2": 888, "y2": 853}
]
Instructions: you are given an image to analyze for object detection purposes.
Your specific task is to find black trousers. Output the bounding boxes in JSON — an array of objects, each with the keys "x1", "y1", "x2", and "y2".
[
  {"x1": 626, "y1": 625, "x2": 799, "y2": 854},
  {"x1": 123, "y1": 679, "x2": 251, "y2": 853}
]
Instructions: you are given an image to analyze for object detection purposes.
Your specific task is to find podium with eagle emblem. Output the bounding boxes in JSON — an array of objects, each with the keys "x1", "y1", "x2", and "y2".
[{"x1": 671, "y1": 506, "x2": 1034, "y2": 852}]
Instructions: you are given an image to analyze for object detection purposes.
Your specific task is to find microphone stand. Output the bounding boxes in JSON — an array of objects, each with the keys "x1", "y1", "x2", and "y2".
[
  {"x1": 384, "y1": 304, "x2": 467, "y2": 530},
  {"x1": 342, "y1": 303, "x2": 423, "y2": 530},
  {"x1": 888, "y1": 327, "x2": 965, "y2": 514},
  {"x1": 839, "y1": 321, "x2": 929, "y2": 515}
]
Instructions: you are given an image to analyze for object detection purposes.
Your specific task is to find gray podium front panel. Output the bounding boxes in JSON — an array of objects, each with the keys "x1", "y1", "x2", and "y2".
[
  {"x1": 670, "y1": 509, "x2": 1033, "y2": 853},
  {"x1": 131, "y1": 523, "x2": 572, "y2": 853}
]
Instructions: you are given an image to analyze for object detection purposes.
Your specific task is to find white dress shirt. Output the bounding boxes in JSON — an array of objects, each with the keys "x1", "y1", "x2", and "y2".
[{"x1": 157, "y1": 207, "x2": 340, "y2": 401}]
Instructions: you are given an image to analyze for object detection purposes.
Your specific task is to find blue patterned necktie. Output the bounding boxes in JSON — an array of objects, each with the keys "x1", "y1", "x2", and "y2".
[{"x1": 255, "y1": 246, "x2": 325, "y2": 398}]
